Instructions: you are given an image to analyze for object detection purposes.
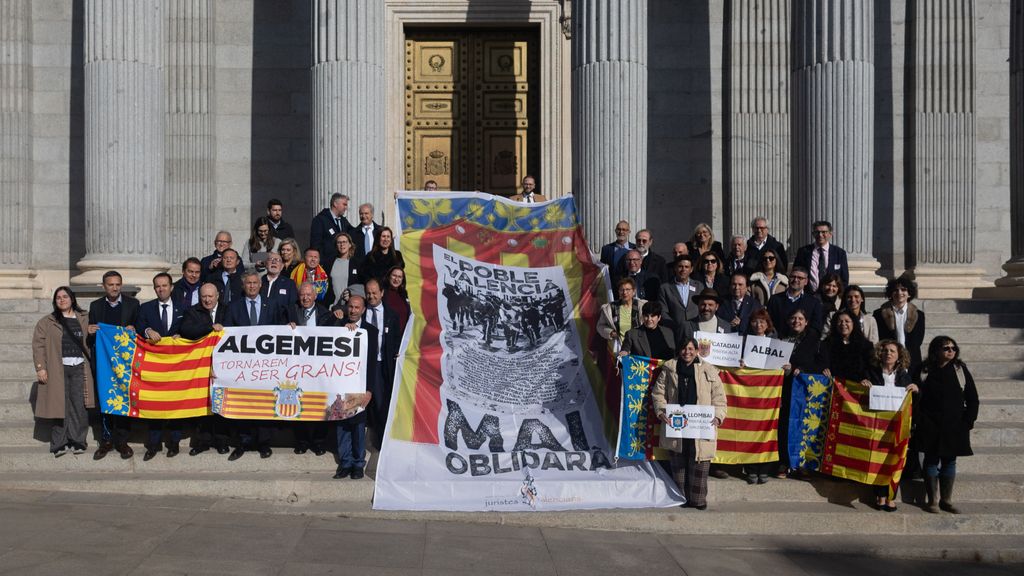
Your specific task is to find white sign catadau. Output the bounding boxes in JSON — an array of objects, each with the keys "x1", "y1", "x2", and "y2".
[
  {"x1": 663, "y1": 404, "x2": 717, "y2": 440},
  {"x1": 373, "y1": 246, "x2": 682, "y2": 511},
  {"x1": 695, "y1": 331, "x2": 744, "y2": 367}
]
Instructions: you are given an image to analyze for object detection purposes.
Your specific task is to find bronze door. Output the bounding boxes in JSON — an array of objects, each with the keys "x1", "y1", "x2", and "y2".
[{"x1": 405, "y1": 30, "x2": 538, "y2": 196}]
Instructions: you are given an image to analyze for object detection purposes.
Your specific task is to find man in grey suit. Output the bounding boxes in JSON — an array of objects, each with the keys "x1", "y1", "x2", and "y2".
[{"x1": 658, "y1": 255, "x2": 704, "y2": 344}]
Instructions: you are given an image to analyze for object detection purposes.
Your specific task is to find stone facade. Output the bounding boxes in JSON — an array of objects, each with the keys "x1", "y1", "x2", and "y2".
[{"x1": 0, "y1": 0, "x2": 1017, "y2": 298}]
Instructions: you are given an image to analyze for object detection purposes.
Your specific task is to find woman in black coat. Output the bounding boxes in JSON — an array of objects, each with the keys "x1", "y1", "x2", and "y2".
[
  {"x1": 694, "y1": 251, "x2": 729, "y2": 300},
  {"x1": 777, "y1": 309, "x2": 829, "y2": 477},
  {"x1": 823, "y1": 311, "x2": 873, "y2": 383},
  {"x1": 914, "y1": 336, "x2": 979, "y2": 514},
  {"x1": 864, "y1": 340, "x2": 919, "y2": 511},
  {"x1": 873, "y1": 275, "x2": 925, "y2": 373}
]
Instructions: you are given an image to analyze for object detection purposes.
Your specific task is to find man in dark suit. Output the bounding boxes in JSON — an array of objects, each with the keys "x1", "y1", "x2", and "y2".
[
  {"x1": 87, "y1": 270, "x2": 139, "y2": 460},
  {"x1": 334, "y1": 294, "x2": 378, "y2": 480},
  {"x1": 266, "y1": 198, "x2": 296, "y2": 241},
  {"x1": 172, "y1": 257, "x2": 203, "y2": 309},
  {"x1": 135, "y1": 273, "x2": 186, "y2": 460},
  {"x1": 658, "y1": 255, "x2": 704, "y2": 344},
  {"x1": 179, "y1": 283, "x2": 231, "y2": 455},
  {"x1": 291, "y1": 282, "x2": 335, "y2": 456},
  {"x1": 261, "y1": 252, "x2": 298, "y2": 308},
  {"x1": 767, "y1": 267, "x2": 824, "y2": 337},
  {"x1": 633, "y1": 229, "x2": 668, "y2": 283},
  {"x1": 224, "y1": 271, "x2": 294, "y2": 460},
  {"x1": 309, "y1": 193, "x2": 353, "y2": 260},
  {"x1": 614, "y1": 250, "x2": 661, "y2": 301},
  {"x1": 200, "y1": 230, "x2": 245, "y2": 283},
  {"x1": 718, "y1": 272, "x2": 764, "y2": 334},
  {"x1": 690, "y1": 288, "x2": 734, "y2": 335},
  {"x1": 620, "y1": 301, "x2": 676, "y2": 360},
  {"x1": 746, "y1": 216, "x2": 789, "y2": 272},
  {"x1": 363, "y1": 278, "x2": 401, "y2": 447},
  {"x1": 793, "y1": 220, "x2": 850, "y2": 292},
  {"x1": 213, "y1": 249, "x2": 244, "y2": 305},
  {"x1": 725, "y1": 235, "x2": 753, "y2": 278},
  {"x1": 599, "y1": 220, "x2": 635, "y2": 271},
  {"x1": 350, "y1": 202, "x2": 383, "y2": 260}
]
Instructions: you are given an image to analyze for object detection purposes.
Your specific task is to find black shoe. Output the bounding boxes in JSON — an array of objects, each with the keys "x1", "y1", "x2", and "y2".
[
  {"x1": 745, "y1": 475, "x2": 757, "y2": 485},
  {"x1": 216, "y1": 446, "x2": 231, "y2": 455},
  {"x1": 228, "y1": 447, "x2": 245, "y2": 461},
  {"x1": 259, "y1": 447, "x2": 273, "y2": 459},
  {"x1": 53, "y1": 446, "x2": 69, "y2": 458},
  {"x1": 93, "y1": 441, "x2": 113, "y2": 461},
  {"x1": 71, "y1": 443, "x2": 87, "y2": 455},
  {"x1": 710, "y1": 468, "x2": 729, "y2": 479},
  {"x1": 333, "y1": 467, "x2": 352, "y2": 479},
  {"x1": 166, "y1": 445, "x2": 180, "y2": 458},
  {"x1": 294, "y1": 446, "x2": 308, "y2": 455},
  {"x1": 143, "y1": 448, "x2": 159, "y2": 461},
  {"x1": 116, "y1": 443, "x2": 134, "y2": 459},
  {"x1": 189, "y1": 446, "x2": 208, "y2": 456},
  {"x1": 694, "y1": 504, "x2": 708, "y2": 511},
  {"x1": 312, "y1": 446, "x2": 327, "y2": 456},
  {"x1": 350, "y1": 468, "x2": 364, "y2": 480}
]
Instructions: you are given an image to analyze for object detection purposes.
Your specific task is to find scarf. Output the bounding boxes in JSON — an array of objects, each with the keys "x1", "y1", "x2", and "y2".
[{"x1": 290, "y1": 263, "x2": 330, "y2": 301}]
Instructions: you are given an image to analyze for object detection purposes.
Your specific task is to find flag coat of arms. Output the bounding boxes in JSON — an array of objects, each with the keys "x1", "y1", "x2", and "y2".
[{"x1": 95, "y1": 324, "x2": 219, "y2": 419}]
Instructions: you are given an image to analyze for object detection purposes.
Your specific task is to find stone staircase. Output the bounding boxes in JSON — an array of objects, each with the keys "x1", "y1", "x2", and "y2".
[{"x1": 1, "y1": 297, "x2": 1022, "y2": 548}]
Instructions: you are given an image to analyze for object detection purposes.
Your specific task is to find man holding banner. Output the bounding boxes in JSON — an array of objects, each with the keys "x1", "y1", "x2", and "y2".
[
  {"x1": 334, "y1": 294, "x2": 377, "y2": 480},
  {"x1": 135, "y1": 273, "x2": 186, "y2": 460},
  {"x1": 652, "y1": 338, "x2": 728, "y2": 510}
]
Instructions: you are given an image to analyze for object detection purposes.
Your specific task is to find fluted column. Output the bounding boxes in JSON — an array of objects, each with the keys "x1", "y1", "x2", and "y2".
[
  {"x1": 792, "y1": 0, "x2": 880, "y2": 283},
  {"x1": 572, "y1": 0, "x2": 647, "y2": 248},
  {"x1": 993, "y1": 1, "x2": 1024, "y2": 293},
  {"x1": 312, "y1": 0, "x2": 384, "y2": 218},
  {"x1": 166, "y1": 0, "x2": 215, "y2": 266},
  {"x1": 74, "y1": 0, "x2": 170, "y2": 289},
  {"x1": 0, "y1": 0, "x2": 37, "y2": 296},
  {"x1": 909, "y1": 0, "x2": 984, "y2": 297},
  {"x1": 726, "y1": 0, "x2": 791, "y2": 241}
]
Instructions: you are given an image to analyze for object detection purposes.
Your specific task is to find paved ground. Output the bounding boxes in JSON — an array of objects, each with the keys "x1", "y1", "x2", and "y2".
[{"x1": 0, "y1": 490, "x2": 1021, "y2": 576}]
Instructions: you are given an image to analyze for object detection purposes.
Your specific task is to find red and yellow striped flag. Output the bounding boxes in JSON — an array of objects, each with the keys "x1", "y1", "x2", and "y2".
[
  {"x1": 96, "y1": 324, "x2": 221, "y2": 419},
  {"x1": 215, "y1": 388, "x2": 328, "y2": 421},
  {"x1": 713, "y1": 368, "x2": 784, "y2": 465},
  {"x1": 821, "y1": 379, "x2": 912, "y2": 498}
]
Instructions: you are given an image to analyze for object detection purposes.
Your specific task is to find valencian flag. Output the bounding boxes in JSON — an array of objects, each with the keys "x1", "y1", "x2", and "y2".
[
  {"x1": 788, "y1": 372, "x2": 833, "y2": 470},
  {"x1": 713, "y1": 368, "x2": 784, "y2": 464},
  {"x1": 616, "y1": 355, "x2": 669, "y2": 461},
  {"x1": 821, "y1": 379, "x2": 913, "y2": 499},
  {"x1": 95, "y1": 324, "x2": 219, "y2": 419},
  {"x1": 373, "y1": 192, "x2": 680, "y2": 511}
]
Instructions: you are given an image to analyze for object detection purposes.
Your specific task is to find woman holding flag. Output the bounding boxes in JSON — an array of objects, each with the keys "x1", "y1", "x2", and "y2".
[
  {"x1": 652, "y1": 338, "x2": 728, "y2": 510},
  {"x1": 864, "y1": 340, "x2": 919, "y2": 511},
  {"x1": 741, "y1": 309, "x2": 778, "y2": 485}
]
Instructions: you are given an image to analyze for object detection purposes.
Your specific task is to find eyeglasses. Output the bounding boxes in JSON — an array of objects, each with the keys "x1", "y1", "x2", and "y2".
[
  {"x1": 812, "y1": 230, "x2": 830, "y2": 236},
  {"x1": 942, "y1": 345, "x2": 959, "y2": 352},
  {"x1": 762, "y1": 256, "x2": 776, "y2": 261},
  {"x1": 753, "y1": 226, "x2": 767, "y2": 230},
  {"x1": 704, "y1": 259, "x2": 718, "y2": 264},
  {"x1": 215, "y1": 239, "x2": 230, "y2": 245}
]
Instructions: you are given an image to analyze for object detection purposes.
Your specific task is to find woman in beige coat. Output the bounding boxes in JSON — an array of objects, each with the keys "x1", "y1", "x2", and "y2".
[
  {"x1": 32, "y1": 287, "x2": 96, "y2": 457},
  {"x1": 652, "y1": 338, "x2": 728, "y2": 510}
]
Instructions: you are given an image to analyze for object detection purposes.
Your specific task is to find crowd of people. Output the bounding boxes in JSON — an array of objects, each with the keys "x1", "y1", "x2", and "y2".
[
  {"x1": 30, "y1": 185, "x2": 979, "y2": 513},
  {"x1": 598, "y1": 217, "x2": 979, "y2": 513}
]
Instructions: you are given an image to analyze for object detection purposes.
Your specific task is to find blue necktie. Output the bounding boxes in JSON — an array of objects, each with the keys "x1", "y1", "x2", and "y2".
[{"x1": 248, "y1": 300, "x2": 258, "y2": 325}]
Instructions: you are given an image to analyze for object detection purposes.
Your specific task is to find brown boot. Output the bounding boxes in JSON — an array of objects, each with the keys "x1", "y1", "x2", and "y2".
[
  {"x1": 115, "y1": 443, "x2": 134, "y2": 459},
  {"x1": 93, "y1": 440, "x2": 113, "y2": 461},
  {"x1": 939, "y1": 476, "x2": 961, "y2": 514},
  {"x1": 923, "y1": 476, "x2": 939, "y2": 513}
]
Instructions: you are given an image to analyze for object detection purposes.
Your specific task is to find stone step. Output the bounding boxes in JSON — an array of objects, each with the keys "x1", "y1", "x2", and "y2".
[
  {"x1": 962, "y1": 361, "x2": 1024, "y2": 380},
  {"x1": 957, "y1": 343, "x2": 1024, "y2": 362},
  {"x1": 972, "y1": 423, "x2": 1024, "y2": 448},
  {"x1": 977, "y1": 400, "x2": 1024, "y2": 423},
  {"x1": 974, "y1": 379, "x2": 1024, "y2": 400},
  {"x1": 918, "y1": 299, "x2": 1024, "y2": 314},
  {"x1": 0, "y1": 445, "x2": 341, "y2": 473},
  {"x1": 924, "y1": 312, "x2": 1024, "y2": 328},
  {"x1": 923, "y1": 327, "x2": 1024, "y2": 343}
]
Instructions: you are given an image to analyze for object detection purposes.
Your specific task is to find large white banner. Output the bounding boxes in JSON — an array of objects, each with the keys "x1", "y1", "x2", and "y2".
[
  {"x1": 211, "y1": 326, "x2": 369, "y2": 421},
  {"x1": 374, "y1": 244, "x2": 682, "y2": 511}
]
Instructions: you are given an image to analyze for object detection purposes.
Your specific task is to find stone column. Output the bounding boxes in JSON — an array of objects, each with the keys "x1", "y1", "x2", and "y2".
[
  {"x1": 993, "y1": 1, "x2": 1024, "y2": 294},
  {"x1": 165, "y1": 0, "x2": 215, "y2": 267},
  {"x1": 73, "y1": 0, "x2": 170, "y2": 289},
  {"x1": 312, "y1": 0, "x2": 385, "y2": 219},
  {"x1": 0, "y1": 0, "x2": 38, "y2": 296},
  {"x1": 791, "y1": 0, "x2": 880, "y2": 284},
  {"x1": 572, "y1": 0, "x2": 647, "y2": 248},
  {"x1": 726, "y1": 0, "x2": 791, "y2": 241},
  {"x1": 909, "y1": 0, "x2": 985, "y2": 297}
]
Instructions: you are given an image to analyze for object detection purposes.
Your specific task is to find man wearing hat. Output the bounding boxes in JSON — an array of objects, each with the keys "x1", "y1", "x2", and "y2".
[{"x1": 692, "y1": 288, "x2": 733, "y2": 335}]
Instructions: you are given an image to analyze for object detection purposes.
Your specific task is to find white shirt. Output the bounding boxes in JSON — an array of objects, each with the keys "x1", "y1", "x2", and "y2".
[
  {"x1": 157, "y1": 299, "x2": 174, "y2": 333},
  {"x1": 363, "y1": 225, "x2": 374, "y2": 254},
  {"x1": 106, "y1": 295, "x2": 123, "y2": 307},
  {"x1": 893, "y1": 305, "x2": 908, "y2": 346},
  {"x1": 675, "y1": 281, "x2": 691, "y2": 308},
  {"x1": 367, "y1": 303, "x2": 384, "y2": 361},
  {"x1": 810, "y1": 243, "x2": 831, "y2": 288},
  {"x1": 209, "y1": 306, "x2": 219, "y2": 324},
  {"x1": 882, "y1": 370, "x2": 897, "y2": 387},
  {"x1": 302, "y1": 306, "x2": 318, "y2": 327}
]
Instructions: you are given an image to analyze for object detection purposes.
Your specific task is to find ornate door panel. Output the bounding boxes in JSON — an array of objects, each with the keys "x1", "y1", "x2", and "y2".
[{"x1": 405, "y1": 30, "x2": 538, "y2": 195}]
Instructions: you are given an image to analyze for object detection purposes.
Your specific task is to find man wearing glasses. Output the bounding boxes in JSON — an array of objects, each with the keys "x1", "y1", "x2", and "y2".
[
  {"x1": 766, "y1": 266, "x2": 823, "y2": 337},
  {"x1": 200, "y1": 230, "x2": 245, "y2": 283},
  {"x1": 794, "y1": 220, "x2": 849, "y2": 292},
  {"x1": 632, "y1": 229, "x2": 668, "y2": 283},
  {"x1": 745, "y1": 217, "x2": 789, "y2": 272},
  {"x1": 599, "y1": 220, "x2": 635, "y2": 270}
]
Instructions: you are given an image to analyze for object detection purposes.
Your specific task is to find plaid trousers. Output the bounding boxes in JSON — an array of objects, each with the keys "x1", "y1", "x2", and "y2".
[{"x1": 670, "y1": 439, "x2": 710, "y2": 508}]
